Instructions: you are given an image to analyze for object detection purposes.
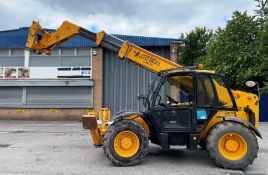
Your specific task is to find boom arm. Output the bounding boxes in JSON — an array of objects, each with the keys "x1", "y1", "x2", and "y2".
[
  {"x1": 26, "y1": 21, "x2": 96, "y2": 55},
  {"x1": 26, "y1": 21, "x2": 181, "y2": 73}
]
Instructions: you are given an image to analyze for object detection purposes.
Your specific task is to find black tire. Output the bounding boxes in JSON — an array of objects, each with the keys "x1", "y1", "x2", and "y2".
[
  {"x1": 206, "y1": 121, "x2": 258, "y2": 170},
  {"x1": 103, "y1": 120, "x2": 149, "y2": 166}
]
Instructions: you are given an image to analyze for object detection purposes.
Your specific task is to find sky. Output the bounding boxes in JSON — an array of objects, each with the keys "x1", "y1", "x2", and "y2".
[{"x1": 0, "y1": 0, "x2": 257, "y2": 38}]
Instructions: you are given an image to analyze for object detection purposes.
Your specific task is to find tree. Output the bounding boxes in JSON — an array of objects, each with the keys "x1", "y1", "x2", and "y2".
[
  {"x1": 259, "y1": 22, "x2": 268, "y2": 92},
  {"x1": 255, "y1": 0, "x2": 268, "y2": 92},
  {"x1": 260, "y1": 23, "x2": 268, "y2": 56},
  {"x1": 206, "y1": 11, "x2": 266, "y2": 90},
  {"x1": 257, "y1": 0, "x2": 268, "y2": 56},
  {"x1": 179, "y1": 27, "x2": 212, "y2": 66},
  {"x1": 254, "y1": 0, "x2": 268, "y2": 26}
]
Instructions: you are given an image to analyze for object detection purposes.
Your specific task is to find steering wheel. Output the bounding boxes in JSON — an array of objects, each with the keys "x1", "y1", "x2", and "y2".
[
  {"x1": 166, "y1": 95, "x2": 178, "y2": 104},
  {"x1": 155, "y1": 95, "x2": 167, "y2": 108}
]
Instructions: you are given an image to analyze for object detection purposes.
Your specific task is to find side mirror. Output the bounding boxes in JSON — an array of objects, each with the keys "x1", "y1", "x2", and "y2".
[
  {"x1": 246, "y1": 81, "x2": 256, "y2": 88},
  {"x1": 136, "y1": 94, "x2": 143, "y2": 100},
  {"x1": 136, "y1": 93, "x2": 150, "y2": 110}
]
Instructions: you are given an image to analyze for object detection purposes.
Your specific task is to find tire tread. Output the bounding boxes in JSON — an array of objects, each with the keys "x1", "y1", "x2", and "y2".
[
  {"x1": 103, "y1": 120, "x2": 149, "y2": 166},
  {"x1": 206, "y1": 121, "x2": 258, "y2": 170}
]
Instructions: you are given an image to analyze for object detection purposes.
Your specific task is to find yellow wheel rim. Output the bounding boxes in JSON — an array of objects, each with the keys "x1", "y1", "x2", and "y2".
[
  {"x1": 218, "y1": 133, "x2": 248, "y2": 160},
  {"x1": 114, "y1": 131, "x2": 140, "y2": 158}
]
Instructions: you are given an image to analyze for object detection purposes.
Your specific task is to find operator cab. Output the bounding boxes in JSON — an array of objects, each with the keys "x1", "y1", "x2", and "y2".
[{"x1": 144, "y1": 71, "x2": 237, "y2": 150}]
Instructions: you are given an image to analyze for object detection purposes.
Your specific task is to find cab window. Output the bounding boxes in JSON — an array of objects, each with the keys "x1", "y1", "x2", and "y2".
[
  {"x1": 196, "y1": 74, "x2": 235, "y2": 109},
  {"x1": 211, "y1": 75, "x2": 235, "y2": 109},
  {"x1": 155, "y1": 74, "x2": 193, "y2": 107}
]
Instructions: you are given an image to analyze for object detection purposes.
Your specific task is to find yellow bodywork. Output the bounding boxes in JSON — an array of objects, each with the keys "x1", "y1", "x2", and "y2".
[
  {"x1": 82, "y1": 109, "x2": 149, "y2": 146},
  {"x1": 117, "y1": 41, "x2": 180, "y2": 73},
  {"x1": 82, "y1": 108, "x2": 111, "y2": 146},
  {"x1": 126, "y1": 115, "x2": 150, "y2": 136},
  {"x1": 26, "y1": 21, "x2": 80, "y2": 55},
  {"x1": 26, "y1": 20, "x2": 259, "y2": 147},
  {"x1": 200, "y1": 90, "x2": 259, "y2": 140}
]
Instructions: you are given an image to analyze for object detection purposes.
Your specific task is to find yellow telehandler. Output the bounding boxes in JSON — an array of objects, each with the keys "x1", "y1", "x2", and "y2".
[{"x1": 26, "y1": 21, "x2": 261, "y2": 170}]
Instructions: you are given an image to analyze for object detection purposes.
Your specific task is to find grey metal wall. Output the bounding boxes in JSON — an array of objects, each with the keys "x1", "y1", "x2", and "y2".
[{"x1": 103, "y1": 47, "x2": 170, "y2": 116}]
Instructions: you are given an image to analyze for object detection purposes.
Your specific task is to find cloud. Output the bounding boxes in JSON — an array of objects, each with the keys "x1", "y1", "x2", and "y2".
[{"x1": 0, "y1": 0, "x2": 256, "y2": 37}]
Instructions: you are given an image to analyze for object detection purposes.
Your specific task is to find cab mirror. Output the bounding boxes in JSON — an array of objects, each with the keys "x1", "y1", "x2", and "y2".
[
  {"x1": 246, "y1": 81, "x2": 256, "y2": 88},
  {"x1": 136, "y1": 93, "x2": 144, "y2": 100}
]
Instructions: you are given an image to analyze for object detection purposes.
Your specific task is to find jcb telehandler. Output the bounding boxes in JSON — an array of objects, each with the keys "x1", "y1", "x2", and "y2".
[{"x1": 26, "y1": 21, "x2": 262, "y2": 170}]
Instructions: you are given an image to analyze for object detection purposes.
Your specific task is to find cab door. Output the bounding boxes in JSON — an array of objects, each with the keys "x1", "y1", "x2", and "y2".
[
  {"x1": 195, "y1": 73, "x2": 237, "y2": 131},
  {"x1": 150, "y1": 72, "x2": 196, "y2": 133}
]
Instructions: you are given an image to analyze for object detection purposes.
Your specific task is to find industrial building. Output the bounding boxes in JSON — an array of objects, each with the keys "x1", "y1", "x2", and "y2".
[{"x1": 0, "y1": 27, "x2": 186, "y2": 120}]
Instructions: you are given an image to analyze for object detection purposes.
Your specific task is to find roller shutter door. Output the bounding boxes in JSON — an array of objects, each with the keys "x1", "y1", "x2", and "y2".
[
  {"x1": 0, "y1": 87, "x2": 23, "y2": 107},
  {"x1": 25, "y1": 87, "x2": 93, "y2": 108}
]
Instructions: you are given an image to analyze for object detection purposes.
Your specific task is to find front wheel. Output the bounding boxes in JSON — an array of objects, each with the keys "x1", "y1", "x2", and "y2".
[
  {"x1": 206, "y1": 121, "x2": 258, "y2": 170},
  {"x1": 103, "y1": 120, "x2": 149, "y2": 166}
]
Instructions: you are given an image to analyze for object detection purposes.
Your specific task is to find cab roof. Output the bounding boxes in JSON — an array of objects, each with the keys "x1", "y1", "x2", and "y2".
[{"x1": 160, "y1": 67, "x2": 216, "y2": 76}]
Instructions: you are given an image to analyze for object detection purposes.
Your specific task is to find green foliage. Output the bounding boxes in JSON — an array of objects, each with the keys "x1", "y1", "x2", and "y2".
[
  {"x1": 260, "y1": 22, "x2": 268, "y2": 56},
  {"x1": 178, "y1": 1, "x2": 268, "y2": 92},
  {"x1": 259, "y1": 23, "x2": 268, "y2": 93},
  {"x1": 205, "y1": 11, "x2": 265, "y2": 90},
  {"x1": 255, "y1": 0, "x2": 268, "y2": 92},
  {"x1": 254, "y1": 0, "x2": 268, "y2": 26},
  {"x1": 180, "y1": 27, "x2": 212, "y2": 66}
]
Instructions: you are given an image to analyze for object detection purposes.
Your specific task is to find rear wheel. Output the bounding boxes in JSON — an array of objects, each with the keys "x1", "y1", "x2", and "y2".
[
  {"x1": 206, "y1": 121, "x2": 258, "y2": 170},
  {"x1": 103, "y1": 120, "x2": 149, "y2": 166}
]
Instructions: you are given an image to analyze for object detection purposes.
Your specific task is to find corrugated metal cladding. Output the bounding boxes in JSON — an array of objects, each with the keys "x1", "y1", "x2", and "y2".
[
  {"x1": 0, "y1": 27, "x2": 95, "y2": 48},
  {"x1": 0, "y1": 27, "x2": 187, "y2": 48},
  {"x1": 103, "y1": 47, "x2": 170, "y2": 116}
]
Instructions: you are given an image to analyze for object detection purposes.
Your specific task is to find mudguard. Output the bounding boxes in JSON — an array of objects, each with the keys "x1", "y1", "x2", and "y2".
[
  {"x1": 112, "y1": 110, "x2": 151, "y2": 136},
  {"x1": 219, "y1": 116, "x2": 262, "y2": 139},
  {"x1": 112, "y1": 110, "x2": 145, "y2": 123}
]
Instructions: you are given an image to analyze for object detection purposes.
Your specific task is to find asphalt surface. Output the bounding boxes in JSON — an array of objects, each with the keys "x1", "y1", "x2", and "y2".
[{"x1": 0, "y1": 120, "x2": 267, "y2": 175}]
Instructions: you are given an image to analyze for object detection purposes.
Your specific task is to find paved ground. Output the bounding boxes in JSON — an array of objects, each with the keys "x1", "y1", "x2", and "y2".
[{"x1": 0, "y1": 120, "x2": 267, "y2": 175}]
